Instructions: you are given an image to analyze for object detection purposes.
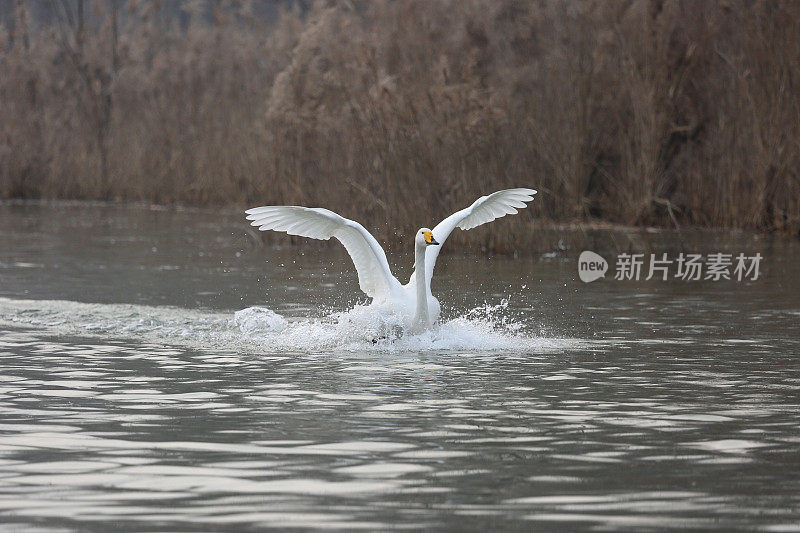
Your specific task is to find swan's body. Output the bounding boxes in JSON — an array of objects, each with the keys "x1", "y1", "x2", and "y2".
[{"x1": 246, "y1": 188, "x2": 536, "y2": 333}]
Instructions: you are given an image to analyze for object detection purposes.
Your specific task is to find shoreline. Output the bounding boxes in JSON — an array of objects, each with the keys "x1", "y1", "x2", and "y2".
[
  {"x1": 1, "y1": 198, "x2": 785, "y2": 260},
  {"x1": 0, "y1": 196, "x2": 769, "y2": 234}
]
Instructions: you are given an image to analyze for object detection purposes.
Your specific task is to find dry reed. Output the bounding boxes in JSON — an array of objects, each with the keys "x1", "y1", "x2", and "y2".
[{"x1": 1, "y1": 0, "x2": 798, "y2": 252}]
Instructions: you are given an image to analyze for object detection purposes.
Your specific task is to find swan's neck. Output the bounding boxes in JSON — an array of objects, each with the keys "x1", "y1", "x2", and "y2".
[{"x1": 411, "y1": 243, "x2": 429, "y2": 333}]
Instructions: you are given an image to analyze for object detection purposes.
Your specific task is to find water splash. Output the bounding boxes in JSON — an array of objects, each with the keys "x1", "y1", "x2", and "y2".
[
  {"x1": 0, "y1": 297, "x2": 577, "y2": 354},
  {"x1": 234, "y1": 306, "x2": 288, "y2": 335},
  {"x1": 234, "y1": 300, "x2": 554, "y2": 353}
]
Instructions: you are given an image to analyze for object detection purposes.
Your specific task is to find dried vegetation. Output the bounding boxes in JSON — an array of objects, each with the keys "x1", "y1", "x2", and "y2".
[{"x1": 1, "y1": 0, "x2": 798, "y2": 250}]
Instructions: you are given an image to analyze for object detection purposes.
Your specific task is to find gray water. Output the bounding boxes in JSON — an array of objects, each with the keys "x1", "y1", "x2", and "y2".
[{"x1": 1, "y1": 202, "x2": 799, "y2": 531}]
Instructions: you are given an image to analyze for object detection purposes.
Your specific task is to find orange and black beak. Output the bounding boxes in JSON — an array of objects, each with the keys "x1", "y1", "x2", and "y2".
[{"x1": 424, "y1": 231, "x2": 439, "y2": 245}]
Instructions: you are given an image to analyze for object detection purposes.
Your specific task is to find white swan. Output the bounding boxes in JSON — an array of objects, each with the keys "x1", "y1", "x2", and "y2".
[{"x1": 245, "y1": 188, "x2": 537, "y2": 333}]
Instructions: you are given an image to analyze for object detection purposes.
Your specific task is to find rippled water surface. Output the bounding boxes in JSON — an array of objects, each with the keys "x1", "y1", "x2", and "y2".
[{"x1": 1, "y1": 203, "x2": 799, "y2": 531}]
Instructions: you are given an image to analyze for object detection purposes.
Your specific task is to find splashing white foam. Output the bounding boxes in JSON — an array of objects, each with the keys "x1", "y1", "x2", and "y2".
[
  {"x1": 0, "y1": 297, "x2": 578, "y2": 354},
  {"x1": 232, "y1": 300, "x2": 544, "y2": 353},
  {"x1": 234, "y1": 306, "x2": 288, "y2": 335}
]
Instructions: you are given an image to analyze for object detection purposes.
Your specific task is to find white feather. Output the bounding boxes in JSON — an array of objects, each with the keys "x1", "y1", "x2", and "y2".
[
  {"x1": 246, "y1": 206, "x2": 401, "y2": 301},
  {"x1": 245, "y1": 187, "x2": 537, "y2": 331},
  {"x1": 423, "y1": 188, "x2": 537, "y2": 284}
]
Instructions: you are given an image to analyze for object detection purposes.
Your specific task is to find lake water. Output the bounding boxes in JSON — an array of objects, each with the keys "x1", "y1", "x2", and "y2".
[{"x1": 1, "y1": 202, "x2": 799, "y2": 531}]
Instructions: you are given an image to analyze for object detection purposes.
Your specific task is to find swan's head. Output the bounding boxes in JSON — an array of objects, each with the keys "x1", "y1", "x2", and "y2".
[{"x1": 415, "y1": 228, "x2": 439, "y2": 247}]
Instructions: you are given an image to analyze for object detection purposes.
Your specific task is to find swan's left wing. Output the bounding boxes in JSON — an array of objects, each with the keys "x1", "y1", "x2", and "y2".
[
  {"x1": 245, "y1": 206, "x2": 401, "y2": 301},
  {"x1": 423, "y1": 188, "x2": 537, "y2": 285}
]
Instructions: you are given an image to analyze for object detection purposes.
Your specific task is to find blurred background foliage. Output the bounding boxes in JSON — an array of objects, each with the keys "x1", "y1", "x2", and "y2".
[{"x1": 1, "y1": 0, "x2": 798, "y2": 250}]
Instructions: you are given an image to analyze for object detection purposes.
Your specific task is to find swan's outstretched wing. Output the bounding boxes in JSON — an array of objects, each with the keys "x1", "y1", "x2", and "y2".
[
  {"x1": 423, "y1": 188, "x2": 537, "y2": 285},
  {"x1": 245, "y1": 206, "x2": 401, "y2": 301}
]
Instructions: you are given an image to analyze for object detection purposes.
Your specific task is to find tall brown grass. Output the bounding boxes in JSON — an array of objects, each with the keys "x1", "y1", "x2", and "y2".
[{"x1": 1, "y1": 0, "x2": 799, "y2": 251}]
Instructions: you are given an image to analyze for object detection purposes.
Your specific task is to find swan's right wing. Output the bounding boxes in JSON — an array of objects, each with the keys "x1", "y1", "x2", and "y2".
[
  {"x1": 245, "y1": 206, "x2": 401, "y2": 301},
  {"x1": 423, "y1": 188, "x2": 537, "y2": 285}
]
